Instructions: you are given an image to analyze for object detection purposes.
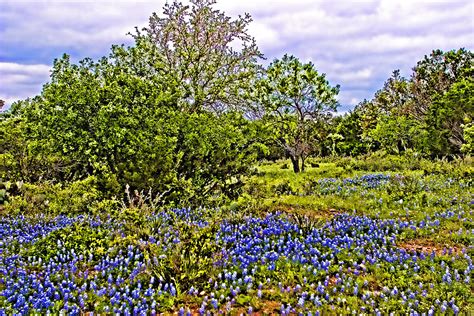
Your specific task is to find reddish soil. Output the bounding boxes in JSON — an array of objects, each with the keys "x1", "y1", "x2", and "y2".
[{"x1": 398, "y1": 238, "x2": 465, "y2": 256}]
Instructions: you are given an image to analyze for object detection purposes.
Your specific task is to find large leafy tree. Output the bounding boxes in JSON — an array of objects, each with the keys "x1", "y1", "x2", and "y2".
[
  {"x1": 425, "y1": 78, "x2": 473, "y2": 155},
  {"x1": 138, "y1": 0, "x2": 263, "y2": 113},
  {"x1": 255, "y1": 54, "x2": 339, "y2": 172},
  {"x1": 1, "y1": 18, "x2": 260, "y2": 205},
  {"x1": 369, "y1": 115, "x2": 425, "y2": 155},
  {"x1": 358, "y1": 70, "x2": 411, "y2": 139},
  {"x1": 409, "y1": 48, "x2": 473, "y2": 120},
  {"x1": 359, "y1": 48, "x2": 473, "y2": 156}
]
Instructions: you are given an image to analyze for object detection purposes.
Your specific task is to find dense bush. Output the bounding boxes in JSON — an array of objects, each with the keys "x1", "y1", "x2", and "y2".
[
  {"x1": 332, "y1": 152, "x2": 473, "y2": 178},
  {"x1": 1, "y1": 177, "x2": 102, "y2": 216},
  {"x1": 0, "y1": 46, "x2": 261, "y2": 208}
]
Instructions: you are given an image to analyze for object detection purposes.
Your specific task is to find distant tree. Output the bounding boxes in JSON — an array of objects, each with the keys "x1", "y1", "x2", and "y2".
[
  {"x1": 358, "y1": 48, "x2": 473, "y2": 157},
  {"x1": 0, "y1": 99, "x2": 4, "y2": 110},
  {"x1": 255, "y1": 55, "x2": 339, "y2": 172},
  {"x1": 410, "y1": 49, "x2": 473, "y2": 155},
  {"x1": 425, "y1": 78, "x2": 473, "y2": 155},
  {"x1": 369, "y1": 115, "x2": 425, "y2": 154},
  {"x1": 137, "y1": 0, "x2": 262, "y2": 113},
  {"x1": 409, "y1": 48, "x2": 473, "y2": 120},
  {"x1": 334, "y1": 108, "x2": 368, "y2": 156},
  {"x1": 358, "y1": 70, "x2": 410, "y2": 138}
]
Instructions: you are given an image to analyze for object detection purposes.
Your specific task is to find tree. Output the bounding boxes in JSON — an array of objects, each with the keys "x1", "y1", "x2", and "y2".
[
  {"x1": 255, "y1": 54, "x2": 339, "y2": 172},
  {"x1": 425, "y1": 78, "x2": 473, "y2": 155},
  {"x1": 358, "y1": 70, "x2": 411, "y2": 138},
  {"x1": 17, "y1": 53, "x2": 178, "y2": 189},
  {"x1": 369, "y1": 115, "x2": 425, "y2": 154},
  {"x1": 2, "y1": 42, "x2": 259, "y2": 205},
  {"x1": 358, "y1": 48, "x2": 473, "y2": 157},
  {"x1": 334, "y1": 108, "x2": 368, "y2": 156},
  {"x1": 409, "y1": 48, "x2": 473, "y2": 120},
  {"x1": 137, "y1": 0, "x2": 262, "y2": 113},
  {"x1": 0, "y1": 99, "x2": 4, "y2": 111}
]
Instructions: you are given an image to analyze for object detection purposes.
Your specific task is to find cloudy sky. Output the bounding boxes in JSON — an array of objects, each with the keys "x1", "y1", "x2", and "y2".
[{"x1": 1, "y1": 0, "x2": 473, "y2": 112}]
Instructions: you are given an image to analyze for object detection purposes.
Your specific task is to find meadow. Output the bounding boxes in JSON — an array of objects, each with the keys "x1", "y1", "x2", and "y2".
[
  {"x1": 1, "y1": 0, "x2": 472, "y2": 314},
  {"x1": 1, "y1": 156, "x2": 472, "y2": 315}
]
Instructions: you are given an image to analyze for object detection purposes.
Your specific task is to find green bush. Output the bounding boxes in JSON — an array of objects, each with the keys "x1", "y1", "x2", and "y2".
[
  {"x1": 1, "y1": 177, "x2": 101, "y2": 216},
  {"x1": 148, "y1": 222, "x2": 221, "y2": 292},
  {"x1": 1, "y1": 53, "x2": 261, "y2": 207},
  {"x1": 271, "y1": 180, "x2": 294, "y2": 195}
]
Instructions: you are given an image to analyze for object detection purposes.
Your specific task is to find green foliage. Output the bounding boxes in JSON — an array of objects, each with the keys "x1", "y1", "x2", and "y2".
[
  {"x1": 461, "y1": 122, "x2": 474, "y2": 154},
  {"x1": 334, "y1": 110, "x2": 368, "y2": 156},
  {"x1": 148, "y1": 222, "x2": 221, "y2": 292},
  {"x1": 2, "y1": 177, "x2": 101, "y2": 216},
  {"x1": 355, "y1": 48, "x2": 473, "y2": 157},
  {"x1": 27, "y1": 221, "x2": 114, "y2": 261},
  {"x1": 369, "y1": 115, "x2": 425, "y2": 154},
  {"x1": 0, "y1": 103, "x2": 72, "y2": 183},
  {"x1": 358, "y1": 70, "x2": 410, "y2": 136},
  {"x1": 425, "y1": 78, "x2": 473, "y2": 155},
  {"x1": 26, "y1": 52, "x2": 178, "y2": 185},
  {"x1": 1, "y1": 35, "x2": 260, "y2": 208},
  {"x1": 167, "y1": 111, "x2": 261, "y2": 205},
  {"x1": 410, "y1": 48, "x2": 473, "y2": 120},
  {"x1": 271, "y1": 180, "x2": 294, "y2": 195},
  {"x1": 254, "y1": 54, "x2": 339, "y2": 172}
]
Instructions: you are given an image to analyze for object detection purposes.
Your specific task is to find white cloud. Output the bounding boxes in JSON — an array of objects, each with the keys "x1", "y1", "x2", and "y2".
[
  {"x1": 0, "y1": 62, "x2": 51, "y2": 107},
  {"x1": 335, "y1": 68, "x2": 373, "y2": 82},
  {"x1": 0, "y1": 0, "x2": 473, "y2": 109}
]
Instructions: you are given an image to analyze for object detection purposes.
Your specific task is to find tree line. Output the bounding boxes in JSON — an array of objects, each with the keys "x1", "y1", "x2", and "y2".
[{"x1": 1, "y1": 0, "x2": 472, "y2": 206}]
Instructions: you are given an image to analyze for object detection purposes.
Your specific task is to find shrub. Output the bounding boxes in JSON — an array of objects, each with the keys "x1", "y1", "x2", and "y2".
[
  {"x1": 272, "y1": 181, "x2": 294, "y2": 195},
  {"x1": 1, "y1": 177, "x2": 101, "y2": 216},
  {"x1": 1, "y1": 60, "x2": 260, "y2": 207}
]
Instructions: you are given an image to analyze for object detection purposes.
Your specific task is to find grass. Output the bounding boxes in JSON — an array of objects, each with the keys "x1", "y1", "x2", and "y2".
[
  {"x1": 242, "y1": 157, "x2": 473, "y2": 254},
  {"x1": 246, "y1": 158, "x2": 471, "y2": 216},
  {"x1": 0, "y1": 155, "x2": 473, "y2": 314}
]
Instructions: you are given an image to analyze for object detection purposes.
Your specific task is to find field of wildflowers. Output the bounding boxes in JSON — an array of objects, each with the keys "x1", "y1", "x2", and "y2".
[{"x1": 1, "y1": 169, "x2": 473, "y2": 314}]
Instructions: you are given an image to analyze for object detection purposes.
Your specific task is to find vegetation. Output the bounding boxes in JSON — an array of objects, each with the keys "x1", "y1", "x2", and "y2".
[
  {"x1": 253, "y1": 54, "x2": 339, "y2": 173},
  {"x1": 138, "y1": 0, "x2": 262, "y2": 113},
  {"x1": 355, "y1": 49, "x2": 473, "y2": 157},
  {"x1": 0, "y1": 0, "x2": 472, "y2": 314}
]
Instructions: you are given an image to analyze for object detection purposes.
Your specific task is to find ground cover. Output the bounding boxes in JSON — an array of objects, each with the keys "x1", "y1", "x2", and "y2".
[{"x1": 1, "y1": 159, "x2": 473, "y2": 314}]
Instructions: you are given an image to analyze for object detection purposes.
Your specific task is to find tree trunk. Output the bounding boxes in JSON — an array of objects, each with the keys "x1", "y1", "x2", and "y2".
[
  {"x1": 290, "y1": 155, "x2": 300, "y2": 173},
  {"x1": 301, "y1": 155, "x2": 306, "y2": 172}
]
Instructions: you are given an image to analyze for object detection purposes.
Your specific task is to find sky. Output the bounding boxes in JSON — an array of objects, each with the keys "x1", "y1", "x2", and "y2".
[{"x1": 0, "y1": 0, "x2": 473, "y2": 113}]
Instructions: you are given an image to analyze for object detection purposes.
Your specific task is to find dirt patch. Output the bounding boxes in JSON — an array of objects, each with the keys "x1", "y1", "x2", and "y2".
[
  {"x1": 398, "y1": 238, "x2": 465, "y2": 256},
  {"x1": 328, "y1": 276, "x2": 338, "y2": 286},
  {"x1": 258, "y1": 300, "x2": 282, "y2": 314}
]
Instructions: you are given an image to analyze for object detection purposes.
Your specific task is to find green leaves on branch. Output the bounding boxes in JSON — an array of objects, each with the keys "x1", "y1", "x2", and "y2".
[
  {"x1": 0, "y1": 0, "x2": 263, "y2": 207},
  {"x1": 253, "y1": 54, "x2": 339, "y2": 172},
  {"x1": 357, "y1": 48, "x2": 473, "y2": 157}
]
